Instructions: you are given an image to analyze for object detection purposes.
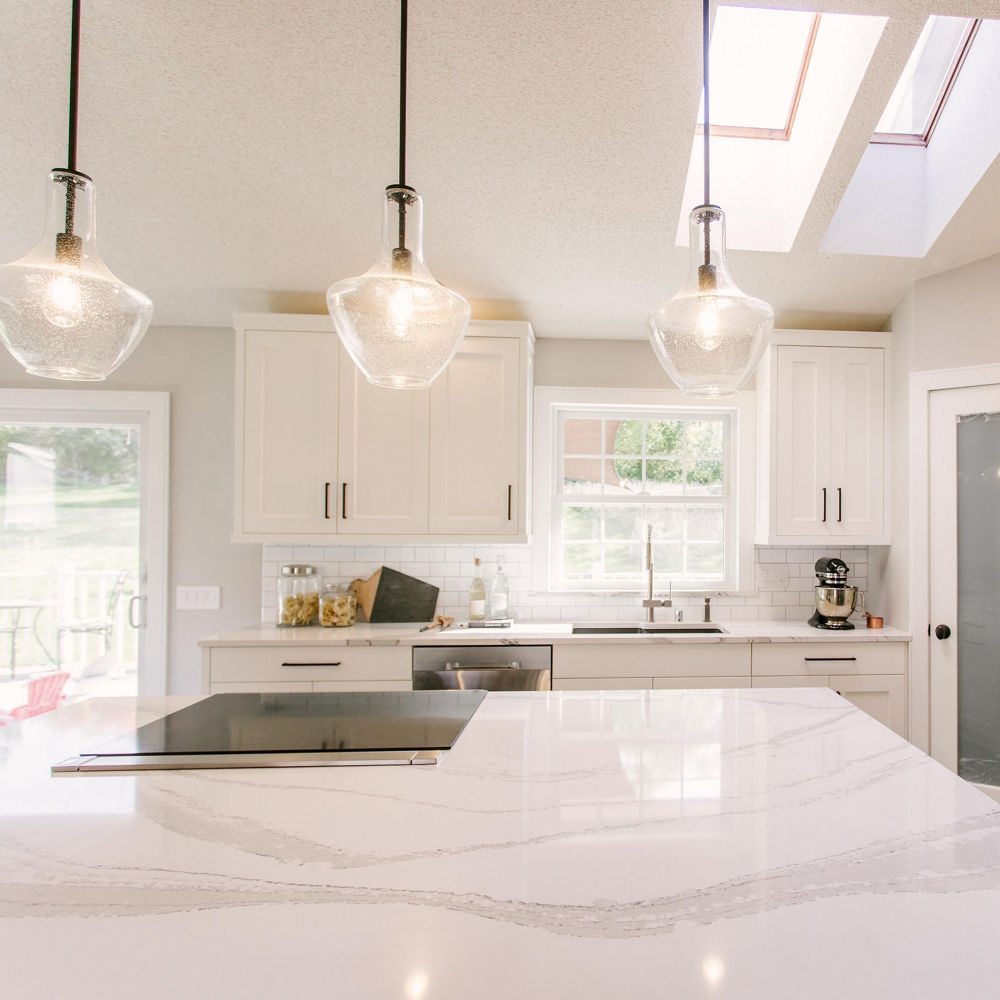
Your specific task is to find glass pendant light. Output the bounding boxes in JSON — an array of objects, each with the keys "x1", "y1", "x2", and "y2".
[
  {"x1": 648, "y1": 0, "x2": 773, "y2": 397},
  {"x1": 327, "y1": 0, "x2": 470, "y2": 389},
  {"x1": 0, "y1": 0, "x2": 152, "y2": 381}
]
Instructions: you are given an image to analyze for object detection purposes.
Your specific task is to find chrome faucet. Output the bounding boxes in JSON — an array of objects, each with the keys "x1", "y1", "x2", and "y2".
[{"x1": 641, "y1": 524, "x2": 672, "y2": 623}]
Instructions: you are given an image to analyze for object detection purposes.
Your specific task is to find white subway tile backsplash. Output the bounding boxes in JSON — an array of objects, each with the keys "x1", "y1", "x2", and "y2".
[{"x1": 259, "y1": 544, "x2": 868, "y2": 625}]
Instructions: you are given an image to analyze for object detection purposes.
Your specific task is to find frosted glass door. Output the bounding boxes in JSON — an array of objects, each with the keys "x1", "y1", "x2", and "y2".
[{"x1": 955, "y1": 412, "x2": 1000, "y2": 785}]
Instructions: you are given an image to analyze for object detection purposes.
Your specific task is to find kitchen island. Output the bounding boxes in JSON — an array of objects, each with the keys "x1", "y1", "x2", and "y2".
[{"x1": 2, "y1": 688, "x2": 999, "y2": 998}]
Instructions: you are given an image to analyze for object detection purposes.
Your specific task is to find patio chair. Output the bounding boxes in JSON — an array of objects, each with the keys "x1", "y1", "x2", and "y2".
[
  {"x1": 0, "y1": 671, "x2": 70, "y2": 724},
  {"x1": 56, "y1": 570, "x2": 132, "y2": 667}
]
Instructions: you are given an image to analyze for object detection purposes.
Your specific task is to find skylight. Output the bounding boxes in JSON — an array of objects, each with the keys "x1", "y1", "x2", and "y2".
[
  {"x1": 676, "y1": 8, "x2": 886, "y2": 253},
  {"x1": 698, "y1": 7, "x2": 819, "y2": 140},
  {"x1": 873, "y1": 16, "x2": 980, "y2": 145}
]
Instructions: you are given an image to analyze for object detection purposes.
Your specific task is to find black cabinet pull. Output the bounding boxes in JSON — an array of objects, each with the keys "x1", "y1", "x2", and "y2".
[
  {"x1": 342, "y1": 482, "x2": 348, "y2": 519},
  {"x1": 507, "y1": 484, "x2": 512, "y2": 521},
  {"x1": 821, "y1": 487, "x2": 827, "y2": 522},
  {"x1": 837, "y1": 487, "x2": 843, "y2": 522},
  {"x1": 324, "y1": 482, "x2": 331, "y2": 519},
  {"x1": 804, "y1": 656, "x2": 857, "y2": 662},
  {"x1": 281, "y1": 661, "x2": 342, "y2": 668}
]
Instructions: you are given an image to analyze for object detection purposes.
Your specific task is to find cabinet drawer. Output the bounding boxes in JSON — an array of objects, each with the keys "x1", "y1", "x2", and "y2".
[
  {"x1": 553, "y1": 643, "x2": 750, "y2": 680},
  {"x1": 751, "y1": 642, "x2": 904, "y2": 677},
  {"x1": 208, "y1": 645, "x2": 410, "y2": 683},
  {"x1": 555, "y1": 677, "x2": 652, "y2": 691},
  {"x1": 653, "y1": 676, "x2": 751, "y2": 690}
]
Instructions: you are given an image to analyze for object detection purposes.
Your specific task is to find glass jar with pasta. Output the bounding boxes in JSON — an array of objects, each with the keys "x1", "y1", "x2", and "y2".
[
  {"x1": 276, "y1": 564, "x2": 320, "y2": 627},
  {"x1": 320, "y1": 580, "x2": 357, "y2": 627}
]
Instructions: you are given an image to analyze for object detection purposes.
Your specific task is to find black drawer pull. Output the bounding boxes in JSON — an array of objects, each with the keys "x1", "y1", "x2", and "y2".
[
  {"x1": 281, "y1": 661, "x2": 342, "y2": 667},
  {"x1": 804, "y1": 656, "x2": 857, "y2": 662},
  {"x1": 837, "y1": 487, "x2": 843, "y2": 523},
  {"x1": 341, "y1": 482, "x2": 348, "y2": 519},
  {"x1": 821, "y1": 487, "x2": 827, "y2": 522},
  {"x1": 324, "y1": 482, "x2": 331, "y2": 519},
  {"x1": 507, "y1": 484, "x2": 512, "y2": 521}
]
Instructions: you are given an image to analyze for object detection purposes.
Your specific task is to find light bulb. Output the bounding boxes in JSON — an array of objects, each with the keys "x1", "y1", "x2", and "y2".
[
  {"x1": 694, "y1": 295, "x2": 721, "y2": 351},
  {"x1": 41, "y1": 273, "x2": 85, "y2": 329},
  {"x1": 0, "y1": 170, "x2": 152, "y2": 380},
  {"x1": 327, "y1": 185, "x2": 470, "y2": 389},
  {"x1": 649, "y1": 205, "x2": 772, "y2": 397}
]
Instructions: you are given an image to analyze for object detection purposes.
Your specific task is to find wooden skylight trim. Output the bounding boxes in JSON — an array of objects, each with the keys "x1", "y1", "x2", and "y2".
[
  {"x1": 696, "y1": 12, "x2": 821, "y2": 143},
  {"x1": 871, "y1": 18, "x2": 981, "y2": 148}
]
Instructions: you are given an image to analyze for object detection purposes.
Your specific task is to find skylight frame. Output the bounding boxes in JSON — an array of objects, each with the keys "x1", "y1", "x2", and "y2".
[
  {"x1": 696, "y1": 11, "x2": 822, "y2": 142},
  {"x1": 871, "y1": 18, "x2": 981, "y2": 148}
]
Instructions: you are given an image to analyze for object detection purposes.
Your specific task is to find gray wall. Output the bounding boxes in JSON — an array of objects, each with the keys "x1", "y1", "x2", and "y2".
[{"x1": 0, "y1": 325, "x2": 260, "y2": 694}]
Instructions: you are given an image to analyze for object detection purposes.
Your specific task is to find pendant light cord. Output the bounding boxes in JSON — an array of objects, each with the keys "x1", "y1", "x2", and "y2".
[
  {"x1": 701, "y1": 0, "x2": 712, "y2": 268},
  {"x1": 62, "y1": 0, "x2": 82, "y2": 245},
  {"x1": 395, "y1": 0, "x2": 409, "y2": 252}
]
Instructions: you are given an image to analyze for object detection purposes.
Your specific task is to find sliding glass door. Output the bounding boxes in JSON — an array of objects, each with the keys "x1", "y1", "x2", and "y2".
[{"x1": 0, "y1": 390, "x2": 168, "y2": 702}]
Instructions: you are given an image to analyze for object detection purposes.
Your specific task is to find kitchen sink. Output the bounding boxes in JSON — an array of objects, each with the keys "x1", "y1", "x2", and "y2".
[{"x1": 571, "y1": 622, "x2": 726, "y2": 635}]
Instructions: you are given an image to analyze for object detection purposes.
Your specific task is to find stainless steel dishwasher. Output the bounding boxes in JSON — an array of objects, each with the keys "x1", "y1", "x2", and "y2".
[{"x1": 412, "y1": 644, "x2": 552, "y2": 691}]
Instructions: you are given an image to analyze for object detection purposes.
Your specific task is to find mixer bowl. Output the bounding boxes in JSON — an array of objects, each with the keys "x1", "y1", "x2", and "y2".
[{"x1": 814, "y1": 585, "x2": 861, "y2": 620}]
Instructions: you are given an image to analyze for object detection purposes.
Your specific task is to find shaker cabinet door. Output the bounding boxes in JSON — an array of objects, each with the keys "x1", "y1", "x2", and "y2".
[
  {"x1": 239, "y1": 328, "x2": 339, "y2": 533},
  {"x1": 337, "y1": 360, "x2": 430, "y2": 534},
  {"x1": 428, "y1": 336, "x2": 524, "y2": 535}
]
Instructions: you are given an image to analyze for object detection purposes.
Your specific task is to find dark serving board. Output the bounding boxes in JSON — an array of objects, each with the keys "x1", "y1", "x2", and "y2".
[{"x1": 359, "y1": 566, "x2": 439, "y2": 623}]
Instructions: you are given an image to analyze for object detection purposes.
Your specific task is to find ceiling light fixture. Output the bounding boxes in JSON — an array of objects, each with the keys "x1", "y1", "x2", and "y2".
[
  {"x1": 327, "y1": 0, "x2": 470, "y2": 389},
  {"x1": 648, "y1": 0, "x2": 774, "y2": 397},
  {"x1": 0, "y1": 0, "x2": 152, "y2": 381}
]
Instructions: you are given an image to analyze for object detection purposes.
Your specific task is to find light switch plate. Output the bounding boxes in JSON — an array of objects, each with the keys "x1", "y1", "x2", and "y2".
[{"x1": 176, "y1": 586, "x2": 221, "y2": 610}]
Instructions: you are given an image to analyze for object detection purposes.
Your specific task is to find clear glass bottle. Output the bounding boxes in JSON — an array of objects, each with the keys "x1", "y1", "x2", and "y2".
[
  {"x1": 320, "y1": 580, "x2": 357, "y2": 628},
  {"x1": 469, "y1": 557, "x2": 487, "y2": 621},
  {"x1": 490, "y1": 555, "x2": 509, "y2": 619},
  {"x1": 276, "y1": 564, "x2": 320, "y2": 627}
]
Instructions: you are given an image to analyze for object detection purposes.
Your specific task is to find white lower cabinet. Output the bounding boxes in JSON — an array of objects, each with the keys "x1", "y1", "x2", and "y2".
[
  {"x1": 201, "y1": 644, "x2": 411, "y2": 694},
  {"x1": 750, "y1": 642, "x2": 907, "y2": 737},
  {"x1": 552, "y1": 643, "x2": 751, "y2": 690}
]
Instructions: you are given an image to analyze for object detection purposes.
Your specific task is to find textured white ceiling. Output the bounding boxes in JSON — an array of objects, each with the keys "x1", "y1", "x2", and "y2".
[{"x1": 2, "y1": 0, "x2": 1000, "y2": 339}]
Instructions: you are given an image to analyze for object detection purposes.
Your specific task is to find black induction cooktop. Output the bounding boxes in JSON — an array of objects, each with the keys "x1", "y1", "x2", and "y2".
[{"x1": 53, "y1": 690, "x2": 488, "y2": 773}]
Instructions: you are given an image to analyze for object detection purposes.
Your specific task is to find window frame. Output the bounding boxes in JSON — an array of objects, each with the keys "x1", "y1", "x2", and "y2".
[
  {"x1": 532, "y1": 386, "x2": 756, "y2": 596},
  {"x1": 871, "y1": 17, "x2": 981, "y2": 148}
]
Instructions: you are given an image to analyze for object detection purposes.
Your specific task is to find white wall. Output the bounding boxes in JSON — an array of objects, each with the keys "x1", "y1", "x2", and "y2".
[
  {"x1": 0, "y1": 325, "x2": 261, "y2": 693},
  {"x1": 882, "y1": 250, "x2": 1000, "y2": 631}
]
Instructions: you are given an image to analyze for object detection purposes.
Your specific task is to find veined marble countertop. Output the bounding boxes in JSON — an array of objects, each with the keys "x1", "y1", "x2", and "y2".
[
  {"x1": 200, "y1": 620, "x2": 911, "y2": 646},
  {"x1": 2, "y1": 689, "x2": 997, "y2": 998}
]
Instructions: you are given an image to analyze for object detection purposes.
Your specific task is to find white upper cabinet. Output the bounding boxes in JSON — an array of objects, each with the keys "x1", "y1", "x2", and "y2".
[
  {"x1": 337, "y1": 359, "x2": 430, "y2": 534},
  {"x1": 428, "y1": 336, "x2": 525, "y2": 535},
  {"x1": 238, "y1": 326, "x2": 339, "y2": 534},
  {"x1": 756, "y1": 331, "x2": 889, "y2": 545},
  {"x1": 233, "y1": 314, "x2": 533, "y2": 543}
]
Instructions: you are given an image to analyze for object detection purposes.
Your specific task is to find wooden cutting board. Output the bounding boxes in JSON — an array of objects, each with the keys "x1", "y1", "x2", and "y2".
[{"x1": 350, "y1": 567, "x2": 439, "y2": 623}]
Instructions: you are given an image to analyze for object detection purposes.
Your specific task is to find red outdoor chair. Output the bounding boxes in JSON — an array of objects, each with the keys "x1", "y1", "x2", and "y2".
[{"x1": 0, "y1": 672, "x2": 70, "y2": 724}]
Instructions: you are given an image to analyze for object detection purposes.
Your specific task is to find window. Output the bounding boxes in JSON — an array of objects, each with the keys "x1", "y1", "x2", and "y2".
[
  {"x1": 533, "y1": 388, "x2": 755, "y2": 594},
  {"x1": 872, "y1": 17, "x2": 980, "y2": 146}
]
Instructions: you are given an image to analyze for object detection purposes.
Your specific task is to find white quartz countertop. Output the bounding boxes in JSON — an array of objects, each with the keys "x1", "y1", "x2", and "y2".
[
  {"x1": 199, "y1": 620, "x2": 911, "y2": 646},
  {"x1": 2, "y1": 689, "x2": 997, "y2": 998}
]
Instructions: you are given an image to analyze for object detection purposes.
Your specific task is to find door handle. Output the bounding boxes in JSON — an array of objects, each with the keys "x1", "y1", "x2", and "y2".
[
  {"x1": 128, "y1": 595, "x2": 146, "y2": 629},
  {"x1": 935, "y1": 624, "x2": 952, "y2": 640}
]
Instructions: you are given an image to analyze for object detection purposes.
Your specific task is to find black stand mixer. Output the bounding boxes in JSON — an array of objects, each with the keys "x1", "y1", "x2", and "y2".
[{"x1": 808, "y1": 557, "x2": 864, "y2": 630}]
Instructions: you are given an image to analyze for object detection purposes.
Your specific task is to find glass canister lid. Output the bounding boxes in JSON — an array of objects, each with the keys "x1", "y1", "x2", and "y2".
[{"x1": 281, "y1": 564, "x2": 317, "y2": 576}]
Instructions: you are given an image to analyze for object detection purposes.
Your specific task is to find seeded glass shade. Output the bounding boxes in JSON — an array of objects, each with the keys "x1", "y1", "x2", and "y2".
[
  {"x1": 327, "y1": 186, "x2": 470, "y2": 389},
  {"x1": 0, "y1": 170, "x2": 153, "y2": 381},
  {"x1": 649, "y1": 205, "x2": 773, "y2": 397}
]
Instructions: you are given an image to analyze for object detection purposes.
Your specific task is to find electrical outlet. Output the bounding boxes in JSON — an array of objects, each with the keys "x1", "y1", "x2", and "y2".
[
  {"x1": 759, "y1": 566, "x2": 788, "y2": 586},
  {"x1": 176, "y1": 586, "x2": 221, "y2": 610}
]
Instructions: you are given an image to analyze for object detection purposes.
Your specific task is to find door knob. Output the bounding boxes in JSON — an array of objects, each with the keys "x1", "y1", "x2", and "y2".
[{"x1": 935, "y1": 624, "x2": 951, "y2": 640}]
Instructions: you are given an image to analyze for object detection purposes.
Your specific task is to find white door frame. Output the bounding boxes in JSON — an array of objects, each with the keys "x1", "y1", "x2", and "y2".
[
  {"x1": 908, "y1": 363, "x2": 1000, "y2": 753},
  {"x1": 0, "y1": 389, "x2": 169, "y2": 695}
]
